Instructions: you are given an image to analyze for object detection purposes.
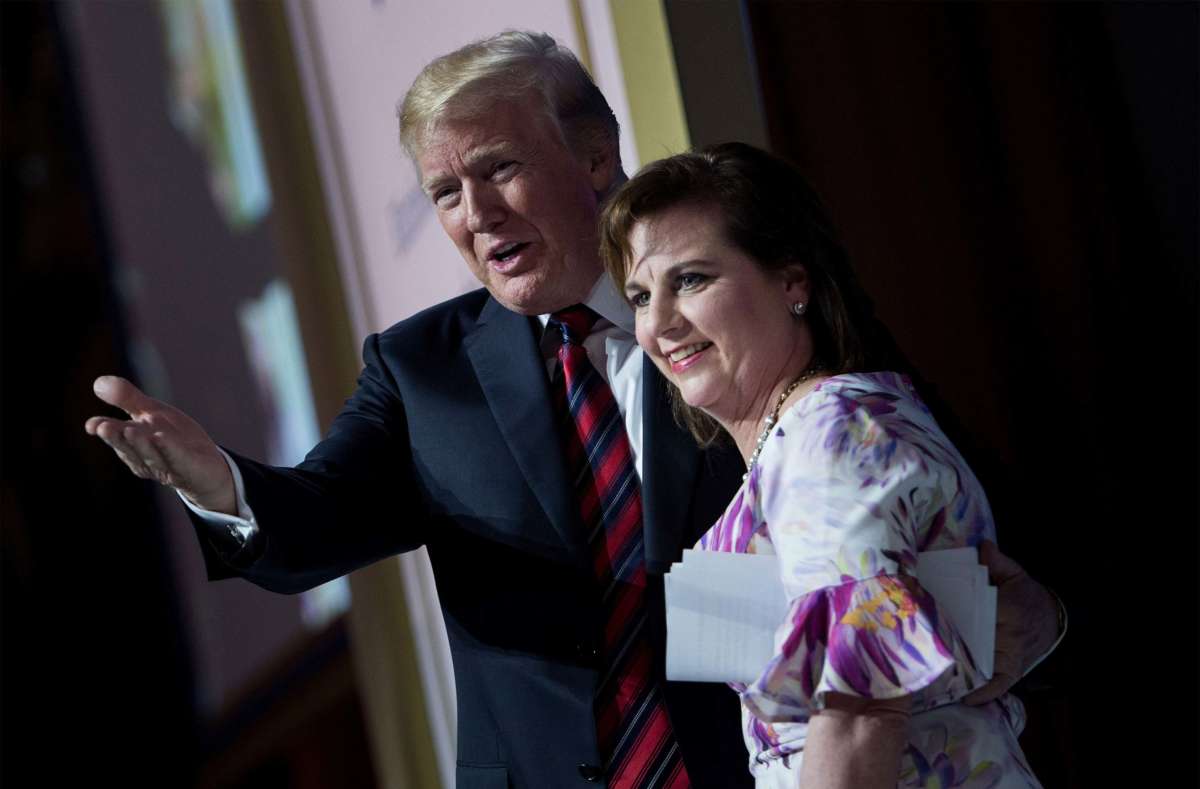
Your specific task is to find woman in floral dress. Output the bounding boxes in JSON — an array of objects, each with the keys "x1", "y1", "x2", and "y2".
[{"x1": 599, "y1": 142, "x2": 1042, "y2": 789}]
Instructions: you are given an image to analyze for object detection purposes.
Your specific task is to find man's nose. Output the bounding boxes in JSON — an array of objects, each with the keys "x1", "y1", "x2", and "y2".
[{"x1": 464, "y1": 183, "x2": 505, "y2": 234}]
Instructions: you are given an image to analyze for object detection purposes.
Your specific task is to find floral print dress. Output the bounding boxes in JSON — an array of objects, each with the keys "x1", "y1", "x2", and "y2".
[{"x1": 697, "y1": 372, "x2": 1041, "y2": 788}]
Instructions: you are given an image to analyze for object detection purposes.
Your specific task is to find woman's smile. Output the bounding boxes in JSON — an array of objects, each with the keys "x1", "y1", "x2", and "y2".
[
  {"x1": 624, "y1": 202, "x2": 810, "y2": 425},
  {"x1": 666, "y1": 341, "x2": 714, "y2": 372}
]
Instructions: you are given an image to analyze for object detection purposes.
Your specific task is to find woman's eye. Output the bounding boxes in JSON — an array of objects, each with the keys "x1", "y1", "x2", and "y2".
[
  {"x1": 629, "y1": 292, "x2": 650, "y2": 308},
  {"x1": 677, "y1": 272, "x2": 708, "y2": 290},
  {"x1": 433, "y1": 188, "x2": 459, "y2": 207}
]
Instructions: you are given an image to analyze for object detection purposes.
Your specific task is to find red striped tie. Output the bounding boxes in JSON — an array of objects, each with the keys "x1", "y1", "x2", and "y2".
[{"x1": 551, "y1": 307, "x2": 690, "y2": 789}]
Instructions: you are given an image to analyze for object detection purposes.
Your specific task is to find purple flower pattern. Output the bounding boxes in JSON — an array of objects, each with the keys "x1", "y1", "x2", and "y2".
[{"x1": 697, "y1": 373, "x2": 1041, "y2": 787}]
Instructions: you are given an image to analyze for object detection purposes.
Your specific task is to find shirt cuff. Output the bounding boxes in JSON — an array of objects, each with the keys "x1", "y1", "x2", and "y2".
[
  {"x1": 178, "y1": 449, "x2": 260, "y2": 559},
  {"x1": 1024, "y1": 586, "x2": 1068, "y2": 676}
]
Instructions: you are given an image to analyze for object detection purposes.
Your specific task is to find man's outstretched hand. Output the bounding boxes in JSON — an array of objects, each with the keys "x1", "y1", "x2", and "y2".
[
  {"x1": 964, "y1": 539, "x2": 1062, "y2": 705},
  {"x1": 85, "y1": 375, "x2": 236, "y2": 515}
]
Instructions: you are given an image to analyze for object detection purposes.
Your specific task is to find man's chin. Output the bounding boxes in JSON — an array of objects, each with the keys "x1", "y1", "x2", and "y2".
[
  {"x1": 486, "y1": 285, "x2": 557, "y2": 316},
  {"x1": 486, "y1": 274, "x2": 585, "y2": 316}
]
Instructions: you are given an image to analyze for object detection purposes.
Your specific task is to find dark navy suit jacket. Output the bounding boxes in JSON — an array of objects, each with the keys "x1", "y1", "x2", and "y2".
[{"x1": 194, "y1": 289, "x2": 751, "y2": 788}]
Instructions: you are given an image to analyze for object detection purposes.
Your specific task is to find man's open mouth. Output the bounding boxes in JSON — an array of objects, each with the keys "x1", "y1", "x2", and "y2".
[{"x1": 492, "y1": 242, "x2": 530, "y2": 262}]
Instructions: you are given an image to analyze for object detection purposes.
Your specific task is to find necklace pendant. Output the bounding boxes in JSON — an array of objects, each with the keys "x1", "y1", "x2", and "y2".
[{"x1": 742, "y1": 360, "x2": 823, "y2": 482}]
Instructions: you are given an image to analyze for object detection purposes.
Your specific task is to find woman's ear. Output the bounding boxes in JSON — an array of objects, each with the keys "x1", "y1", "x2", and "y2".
[{"x1": 780, "y1": 263, "x2": 810, "y2": 305}]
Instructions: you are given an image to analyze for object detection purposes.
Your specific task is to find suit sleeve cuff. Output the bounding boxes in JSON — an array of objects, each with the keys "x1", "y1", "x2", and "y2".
[{"x1": 179, "y1": 449, "x2": 260, "y2": 561}]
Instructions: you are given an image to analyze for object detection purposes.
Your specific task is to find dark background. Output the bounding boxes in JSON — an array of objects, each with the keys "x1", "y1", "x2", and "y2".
[
  {"x1": 731, "y1": 3, "x2": 1196, "y2": 786},
  {"x1": 2, "y1": 2, "x2": 373, "y2": 787},
  {"x1": 2, "y1": 1, "x2": 201, "y2": 781},
  {"x1": 4, "y1": 1, "x2": 1197, "y2": 786}
]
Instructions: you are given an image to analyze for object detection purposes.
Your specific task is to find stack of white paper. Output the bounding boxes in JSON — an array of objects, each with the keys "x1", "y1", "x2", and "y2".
[
  {"x1": 663, "y1": 550, "x2": 790, "y2": 684},
  {"x1": 914, "y1": 547, "x2": 996, "y2": 679},
  {"x1": 665, "y1": 547, "x2": 994, "y2": 684}
]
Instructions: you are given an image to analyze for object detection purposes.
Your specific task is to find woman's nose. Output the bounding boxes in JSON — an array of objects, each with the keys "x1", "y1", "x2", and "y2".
[{"x1": 646, "y1": 293, "x2": 683, "y2": 338}]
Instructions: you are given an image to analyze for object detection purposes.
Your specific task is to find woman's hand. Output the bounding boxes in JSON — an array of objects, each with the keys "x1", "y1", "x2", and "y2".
[{"x1": 798, "y1": 693, "x2": 911, "y2": 789}]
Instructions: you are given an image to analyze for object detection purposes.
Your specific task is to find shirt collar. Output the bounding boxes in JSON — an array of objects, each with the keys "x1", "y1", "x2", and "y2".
[{"x1": 536, "y1": 274, "x2": 635, "y2": 335}]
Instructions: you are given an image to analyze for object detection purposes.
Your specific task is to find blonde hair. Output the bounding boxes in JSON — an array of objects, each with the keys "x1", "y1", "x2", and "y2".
[{"x1": 398, "y1": 30, "x2": 619, "y2": 162}]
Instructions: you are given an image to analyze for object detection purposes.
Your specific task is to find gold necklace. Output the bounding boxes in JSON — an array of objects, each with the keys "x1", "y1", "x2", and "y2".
[{"x1": 743, "y1": 363, "x2": 823, "y2": 480}]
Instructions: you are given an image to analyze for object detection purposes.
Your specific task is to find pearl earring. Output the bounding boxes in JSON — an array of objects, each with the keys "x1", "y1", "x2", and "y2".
[{"x1": 791, "y1": 302, "x2": 807, "y2": 317}]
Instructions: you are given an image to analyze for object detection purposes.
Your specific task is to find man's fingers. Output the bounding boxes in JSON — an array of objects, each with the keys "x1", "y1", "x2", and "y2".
[
  {"x1": 93, "y1": 418, "x2": 158, "y2": 481},
  {"x1": 123, "y1": 425, "x2": 173, "y2": 485},
  {"x1": 105, "y1": 432, "x2": 154, "y2": 479},
  {"x1": 963, "y1": 671, "x2": 1017, "y2": 706},
  {"x1": 966, "y1": 632, "x2": 1022, "y2": 706},
  {"x1": 114, "y1": 446, "x2": 153, "y2": 479},
  {"x1": 977, "y1": 539, "x2": 1025, "y2": 585},
  {"x1": 84, "y1": 415, "x2": 107, "y2": 435},
  {"x1": 88, "y1": 388, "x2": 229, "y2": 506},
  {"x1": 91, "y1": 417, "x2": 128, "y2": 446},
  {"x1": 964, "y1": 647, "x2": 1021, "y2": 705},
  {"x1": 962, "y1": 685, "x2": 993, "y2": 705},
  {"x1": 92, "y1": 375, "x2": 160, "y2": 419}
]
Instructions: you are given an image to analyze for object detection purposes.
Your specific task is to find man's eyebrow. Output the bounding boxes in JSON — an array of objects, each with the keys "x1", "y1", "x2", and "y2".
[
  {"x1": 420, "y1": 174, "x2": 453, "y2": 195},
  {"x1": 464, "y1": 141, "x2": 516, "y2": 165},
  {"x1": 420, "y1": 141, "x2": 517, "y2": 195}
]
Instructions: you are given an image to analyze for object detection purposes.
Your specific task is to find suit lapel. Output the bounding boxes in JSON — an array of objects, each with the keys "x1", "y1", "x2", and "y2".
[
  {"x1": 640, "y1": 357, "x2": 703, "y2": 574},
  {"x1": 464, "y1": 298, "x2": 589, "y2": 565}
]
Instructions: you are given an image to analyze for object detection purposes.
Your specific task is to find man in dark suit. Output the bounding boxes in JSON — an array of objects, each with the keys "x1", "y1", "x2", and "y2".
[{"x1": 86, "y1": 31, "x2": 1060, "y2": 789}]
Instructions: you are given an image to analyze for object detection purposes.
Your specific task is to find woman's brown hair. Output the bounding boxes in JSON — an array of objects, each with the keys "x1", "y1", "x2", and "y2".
[{"x1": 599, "y1": 142, "x2": 912, "y2": 444}]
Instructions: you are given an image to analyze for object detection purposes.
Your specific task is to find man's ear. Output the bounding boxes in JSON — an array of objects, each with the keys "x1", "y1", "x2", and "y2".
[{"x1": 585, "y1": 143, "x2": 622, "y2": 198}]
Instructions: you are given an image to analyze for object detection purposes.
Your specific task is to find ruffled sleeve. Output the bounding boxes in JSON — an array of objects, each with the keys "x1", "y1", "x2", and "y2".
[{"x1": 740, "y1": 387, "x2": 988, "y2": 724}]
